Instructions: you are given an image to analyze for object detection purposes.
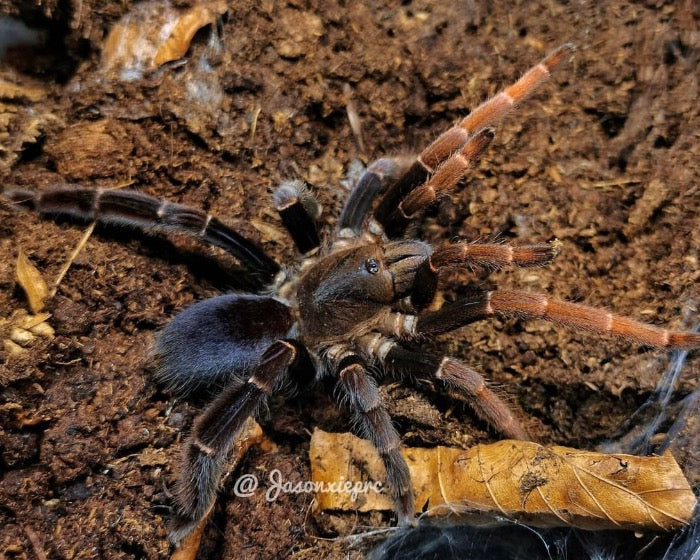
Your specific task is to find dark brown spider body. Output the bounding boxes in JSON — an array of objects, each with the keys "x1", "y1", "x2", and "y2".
[
  {"x1": 6, "y1": 43, "x2": 700, "y2": 545},
  {"x1": 297, "y1": 244, "x2": 392, "y2": 343},
  {"x1": 295, "y1": 241, "x2": 430, "y2": 345}
]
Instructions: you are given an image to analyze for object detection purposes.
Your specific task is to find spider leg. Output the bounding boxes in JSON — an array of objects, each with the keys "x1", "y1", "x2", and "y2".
[
  {"x1": 484, "y1": 290, "x2": 700, "y2": 349},
  {"x1": 333, "y1": 350, "x2": 414, "y2": 525},
  {"x1": 337, "y1": 156, "x2": 414, "y2": 237},
  {"x1": 7, "y1": 185, "x2": 280, "y2": 281},
  {"x1": 169, "y1": 339, "x2": 306, "y2": 543},
  {"x1": 411, "y1": 239, "x2": 560, "y2": 308},
  {"x1": 273, "y1": 180, "x2": 321, "y2": 253},
  {"x1": 405, "y1": 290, "x2": 700, "y2": 350},
  {"x1": 381, "y1": 128, "x2": 495, "y2": 234},
  {"x1": 374, "y1": 43, "x2": 574, "y2": 237},
  {"x1": 363, "y1": 335, "x2": 527, "y2": 440}
]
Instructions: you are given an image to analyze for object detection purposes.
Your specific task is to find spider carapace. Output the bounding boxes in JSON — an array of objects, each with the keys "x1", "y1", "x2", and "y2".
[{"x1": 8, "y1": 44, "x2": 699, "y2": 543}]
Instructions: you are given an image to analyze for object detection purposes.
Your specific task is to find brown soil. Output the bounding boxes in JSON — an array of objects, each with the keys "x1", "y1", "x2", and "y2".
[{"x1": 1, "y1": 1, "x2": 698, "y2": 559}]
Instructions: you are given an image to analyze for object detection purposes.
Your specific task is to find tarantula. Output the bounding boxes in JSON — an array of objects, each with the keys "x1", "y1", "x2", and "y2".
[{"x1": 8, "y1": 44, "x2": 700, "y2": 543}]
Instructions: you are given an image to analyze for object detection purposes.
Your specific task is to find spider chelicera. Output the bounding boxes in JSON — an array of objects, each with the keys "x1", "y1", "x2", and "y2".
[{"x1": 8, "y1": 43, "x2": 699, "y2": 543}]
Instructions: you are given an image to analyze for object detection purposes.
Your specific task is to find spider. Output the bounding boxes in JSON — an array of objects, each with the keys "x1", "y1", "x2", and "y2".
[{"x1": 7, "y1": 43, "x2": 700, "y2": 544}]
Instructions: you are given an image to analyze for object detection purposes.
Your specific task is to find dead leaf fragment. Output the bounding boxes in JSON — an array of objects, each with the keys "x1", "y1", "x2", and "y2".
[
  {"x1": 100, "y1": 0, "x2": 228, "y2": 80},
  {"x1": 153, "y1": 2, "x2": 227, "y2": 67},
  {"x1": 16, "y1": 250, "x2": 49, "y2": 314},
  {"x1": 170, "y1": 522, "x2": 205, "y2": 560},
  {"x1": 0, "y1": 73, "x2": 59, "y2": 172},
  {"x1": 0, "y1": 76, "x2": 46, "y2": 102},
  {"x1": 310, "y1": 429, "x2": 697, "y2": 531},
  {"x1": 1, "y1": 309, "x2": 53, "y2": 358}
]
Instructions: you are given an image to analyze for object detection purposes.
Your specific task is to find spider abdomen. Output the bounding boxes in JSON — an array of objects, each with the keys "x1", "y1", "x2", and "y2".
[{"x1": 153, "y1": 294, "x2": 294, "y2": 396}]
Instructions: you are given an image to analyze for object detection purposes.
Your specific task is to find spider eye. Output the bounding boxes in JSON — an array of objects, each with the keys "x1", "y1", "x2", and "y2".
[{"x1": 364, "y1": 258, "x2": 379, "y2": 274}]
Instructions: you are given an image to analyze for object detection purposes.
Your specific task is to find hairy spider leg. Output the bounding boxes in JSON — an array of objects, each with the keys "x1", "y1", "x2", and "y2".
[
  {"x1": 337, "y1": 156, "x2": 414, "y2": 237},
  {"x1": 410, "y1": 239, "x2": 559, "y2": 308},
  {"x1": 273, "y1": 180, "x2": 322, "y2": 253},
  {"x1": 374, "y1": 43, "x2": 575, "y2": 237},
  {"x1": 364, "y1": 337, "x2": 528, "y2": 440},
  {"x1": 398, "y1": 127, "x2": 494, "y2": 217},
  {"x1": 7, "y1": 185, "x2": 281, "y2": 282},
  {"x1": 378, "y1": 128, "x2": 495, "y2": 233},
  {"x1": 334, "y1": 352, "x2": 415, "y2": 525},
  {"x1": 396, "y1": 290, "x2": 700, "y2": 351},
  {"x1": 169, "y1": 339, "x2": 304, "y2": 544},
  {"x1": 485, "y1": 291, "x2": 700, "y2": 349}
]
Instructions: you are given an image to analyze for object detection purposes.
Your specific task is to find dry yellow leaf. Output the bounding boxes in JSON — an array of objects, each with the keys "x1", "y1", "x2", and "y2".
[
  {"x1": 16, "y1": 311, "x2": 52, "y2": 330},
  {"x1": 16, "y1": 250, "x2": 49, "y2": 314},
  {"x1": 310, "y1": 429, "x2": 696, "y2": 531}
]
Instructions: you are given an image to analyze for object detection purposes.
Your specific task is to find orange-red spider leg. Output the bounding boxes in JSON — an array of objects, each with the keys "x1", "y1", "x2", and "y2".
[
  {"x1": 393, "y1": 290, "x2": 700, "y2": 351},
  {"x1": 375, "y1": 43, "x2": 574, "y2": 235},
  {"x1": 436, "y1": 356, "x2": 528, "y2": 440},
  {"x1": 397, "y1": 128, "x2": 494, "y2": 219},
  {"x1": 420, "y1": 43, "x2": 575, "y2": 171},
  {"x1": 487, "y1": 290, "x2": 700, "y2": 349},
  {"x1": 429, "y1": 241, "x2": 559, "y2": 270},
  {"x1": 410, "y1": 240, "x2": 559, "y2": 309}
]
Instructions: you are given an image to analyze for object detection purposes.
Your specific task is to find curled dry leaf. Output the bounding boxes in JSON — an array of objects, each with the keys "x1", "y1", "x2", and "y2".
[
  {"x1": 310, "y1": 429, "x2": 696, "y2": 531},
  {"x1": 151, "y1": 2, "x2": 227, "y2": 67},
  {"x1": 16, "y1": 249, "x2": 49, "y2": 314},
  {"x1": 169, "y1": 522, "x2": 205, "y2": 560},
  {"x1": 100, "y1": 0, "x2": 228, "y2": 80}
]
